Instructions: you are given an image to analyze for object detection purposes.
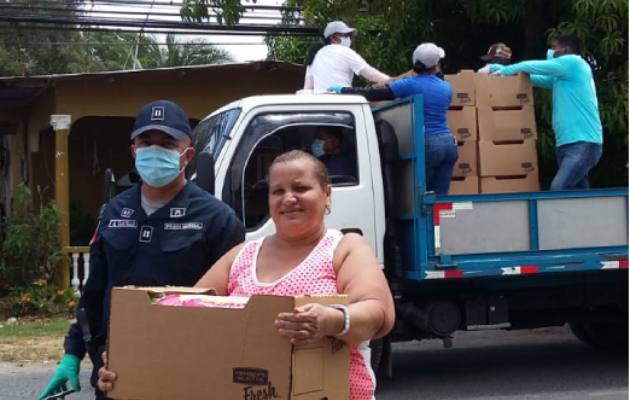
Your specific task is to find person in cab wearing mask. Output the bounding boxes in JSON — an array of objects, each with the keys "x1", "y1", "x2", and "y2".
[
  {"x1": 328, "y1": 43, "x2": 457, "y2": 195},
  {"x1": 303, "y1": 20, "x2": 390, "y2": 93},
  {"x1": 38, "y1": 100, "x2": 245, "y2": 400},
  {"x1": 490, "y1": 34, "x2": 603, "y2": 190},
  {"x1": 311, "y1": 126, "x2": 357, "y2": 179}
]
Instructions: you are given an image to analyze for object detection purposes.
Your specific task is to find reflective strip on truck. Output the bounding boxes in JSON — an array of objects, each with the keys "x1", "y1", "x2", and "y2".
[
  {"x1": 501, "y1": 265, "x2": 540, "y2": 275},
  {"x1": 601, "y1": 259, "x2": 629, "y2": 270},
  {"x1": 425, "y1": 269, "x2": 465, "y2": 279}
]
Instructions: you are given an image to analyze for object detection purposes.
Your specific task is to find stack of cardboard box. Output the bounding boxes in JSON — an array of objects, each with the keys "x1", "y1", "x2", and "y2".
[
  {"x1": 446, "y1": 70, "x2": 479, "y2": 194},
  {"x1": 445, "y1": 70, "x2": 541, "y2": 194}
]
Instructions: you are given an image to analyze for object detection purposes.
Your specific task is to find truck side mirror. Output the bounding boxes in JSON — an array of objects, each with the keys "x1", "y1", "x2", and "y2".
[{"x1": 195, "y1": 152, "x2": 215, "y2": 196}]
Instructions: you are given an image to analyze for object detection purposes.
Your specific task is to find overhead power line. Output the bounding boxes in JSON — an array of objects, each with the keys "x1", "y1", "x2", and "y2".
[{"x1": 0, "y1": 14, "x2": 318, "y2": 36}]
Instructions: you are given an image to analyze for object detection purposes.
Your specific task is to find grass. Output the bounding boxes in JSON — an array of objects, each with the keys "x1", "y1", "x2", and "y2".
[{"x1": 0, "y1": 316, "x2": 73, "y2": 363}]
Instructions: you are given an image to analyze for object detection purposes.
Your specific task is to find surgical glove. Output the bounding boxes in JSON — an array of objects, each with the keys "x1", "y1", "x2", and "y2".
[
  {"x1": 327, "y1": 84, "x2": 344, "y2": 94},
  {"x1": 38, "y1": 354, "x2": 81, "y2": 400},
  {"x1": 487, "y1": 64, "x2": 502, "y2": 74}
]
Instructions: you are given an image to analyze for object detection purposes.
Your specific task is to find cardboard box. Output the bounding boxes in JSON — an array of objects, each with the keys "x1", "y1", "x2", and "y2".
[
  {"x1": 475, "y1": 73, "x2": 534, "y2": 108},
  {"x1": 452, "y1": 140, "x2": 478, "y2": 177},
  {"x1": 478, "y1": 140, "x2": 538, "y2": 177},
  {"x1": 480, "y1": 174, "x2": 540, "y2": 193},
  {"x1": 445, "y1": 70, "x2": 476, "y2": 106},
  {"x1": 477, "y1": 105, "x2": 537, "y2": 142},
  {"x1": 447, "y1": 106, "x2": 477, "y2": 141},
  {"x1": 449, "y1": 175, "x2": 479, "y2": 195},
  {"x1": 107, "y1": 287, "x2": 350, "y2": 400}
]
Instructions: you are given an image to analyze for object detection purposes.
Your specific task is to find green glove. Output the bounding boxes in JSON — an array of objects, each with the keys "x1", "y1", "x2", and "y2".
[{"x1": 38, "y1": 354, "x2": 81, "y2": 400}]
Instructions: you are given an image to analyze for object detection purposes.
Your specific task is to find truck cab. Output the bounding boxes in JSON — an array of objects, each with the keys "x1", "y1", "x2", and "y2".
[{"x1": 187, "y1": 94, "x2": 387, "y2": 261}]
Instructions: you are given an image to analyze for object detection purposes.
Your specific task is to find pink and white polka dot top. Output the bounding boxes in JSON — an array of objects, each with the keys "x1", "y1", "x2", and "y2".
[{"x1": 227, "y1": 229, "x2": 376, "y2": 400}]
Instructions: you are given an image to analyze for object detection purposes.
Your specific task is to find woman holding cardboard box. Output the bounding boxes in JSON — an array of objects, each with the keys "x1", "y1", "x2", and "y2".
[{"x1": 98, "y1": 149, "x2": 395, "y2": 400}]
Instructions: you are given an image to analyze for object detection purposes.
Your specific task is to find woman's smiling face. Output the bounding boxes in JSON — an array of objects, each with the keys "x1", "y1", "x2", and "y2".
[{"x1": 268, "y1": 158, "x2": 331, "y2": 239}]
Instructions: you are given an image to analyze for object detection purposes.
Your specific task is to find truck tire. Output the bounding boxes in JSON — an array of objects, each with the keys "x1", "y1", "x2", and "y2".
[{"x1": 569, "y1": 320, "x2": 628, "y2": 352}]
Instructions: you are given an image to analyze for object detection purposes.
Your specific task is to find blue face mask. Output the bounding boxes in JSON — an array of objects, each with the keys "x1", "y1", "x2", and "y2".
[
  {"x1": 546, "y1": 48, "x2": 555, "y2": 60},
  {"x1": 135, "y1": 145, "x2": 186, "y2": 188},
  {"x1": 311, "y1": 139, "x2": 326, "y2": 158}
]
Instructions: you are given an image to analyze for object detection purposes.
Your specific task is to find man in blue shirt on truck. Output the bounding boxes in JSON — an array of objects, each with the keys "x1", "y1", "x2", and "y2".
[
  {"x1": 491, "y1": 34, "x2": 603, "y2": 190},
  {"x1": 38, "y1": 100, "x2": 245, "y2": 400}
]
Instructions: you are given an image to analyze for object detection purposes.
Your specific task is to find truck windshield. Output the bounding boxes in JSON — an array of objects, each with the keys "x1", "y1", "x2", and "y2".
[
  {"x1": 192, "y1": 108, "x2": 241, "y2": 159},
  {"x1": 186, "y1": 108, "x2": 241, "y2": 179}
]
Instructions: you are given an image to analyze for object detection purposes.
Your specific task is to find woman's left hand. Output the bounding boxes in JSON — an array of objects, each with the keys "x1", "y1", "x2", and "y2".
[{"x1": 275, "y1": 303, "x2": 343, "y2": 345}]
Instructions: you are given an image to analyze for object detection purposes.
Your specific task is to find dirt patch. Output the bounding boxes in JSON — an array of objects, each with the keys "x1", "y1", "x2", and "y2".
[{"x1": 0, "y1": 336, "x2": 64, "y2": 363}]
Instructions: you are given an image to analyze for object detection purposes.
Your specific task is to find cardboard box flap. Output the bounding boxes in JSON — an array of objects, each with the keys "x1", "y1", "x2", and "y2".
[{"x1": 122, "y1": 285, "x2": 217, "y2": 295}]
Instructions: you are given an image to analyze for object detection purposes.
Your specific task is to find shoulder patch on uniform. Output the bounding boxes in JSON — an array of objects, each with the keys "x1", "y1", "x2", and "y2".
[
  {"x1": 170, "y1": 208, "x2": 186, "y2": 218},
  {"x1": 121, "y1": 208, "x2": 135, "y2": 218}
]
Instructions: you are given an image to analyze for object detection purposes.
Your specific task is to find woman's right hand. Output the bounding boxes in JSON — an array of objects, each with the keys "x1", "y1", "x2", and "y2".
[{"x1": 96, "y1": 351, "x2": 117, "y2": 393}]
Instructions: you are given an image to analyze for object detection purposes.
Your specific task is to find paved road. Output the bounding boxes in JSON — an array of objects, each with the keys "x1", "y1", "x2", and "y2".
[{"x1": 0, "y1": 326, "x2": 626, "y2": 399}]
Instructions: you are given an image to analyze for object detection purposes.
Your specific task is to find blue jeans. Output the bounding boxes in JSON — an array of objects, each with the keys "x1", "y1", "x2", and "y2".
[
  {"x1": 425, "y1": 133, "x2": 458, "y2": 195},
  {"x1": 550, "y1": 141, "x2": 602, "y2": 190}
]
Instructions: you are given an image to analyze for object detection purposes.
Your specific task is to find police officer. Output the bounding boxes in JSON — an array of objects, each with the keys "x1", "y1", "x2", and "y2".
[{"x1": 38, "y1": 100, "x2": 245, "y2": 400}]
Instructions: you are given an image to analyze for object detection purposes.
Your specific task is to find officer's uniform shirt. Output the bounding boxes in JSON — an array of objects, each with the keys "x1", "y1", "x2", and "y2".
[{"x1": 64, "y1": 182, "x2": 245, "y2": 358}]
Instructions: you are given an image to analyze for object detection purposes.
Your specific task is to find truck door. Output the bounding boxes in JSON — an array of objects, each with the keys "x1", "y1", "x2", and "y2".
[{"x1": 220, "y1": 107, "x2": 378, "y2": 249}]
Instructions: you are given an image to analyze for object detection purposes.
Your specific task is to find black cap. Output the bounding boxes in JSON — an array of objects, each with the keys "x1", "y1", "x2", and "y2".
[
  {"x1": 480, "y1": 42, "x2": 512, "y2": 62},
  {"x1": 130, "y1": 100, "x2": 192, "y2": 141}
]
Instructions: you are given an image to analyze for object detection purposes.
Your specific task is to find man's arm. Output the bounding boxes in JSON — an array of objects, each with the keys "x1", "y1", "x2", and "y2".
[
  {"x1": 207, "y1": 206, "x2": 245, "y2": 266},
  {"x1": 358, "y1": 65, "x2": 391, "y2": 85},
  {"x1": 335, "y1": 85, "x2": 396, "y2": 102},
  {"x1": 499, "y1": 59, "x2": 568, "y2": 78},
  {"x1": 529, "y1": 74, "x2": 555, "y2": 88},
  {"x1": 65, "y1": 230, "x2": 109, "y2": 357}
]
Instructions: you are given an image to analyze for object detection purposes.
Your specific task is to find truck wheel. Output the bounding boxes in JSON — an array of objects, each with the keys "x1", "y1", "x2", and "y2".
[
  {"x1": 369, "y1": 338, "x2": 384, "y2": 373},
  {"x1": 569, "y1": 320, "x2": 628, "y2": 352}
]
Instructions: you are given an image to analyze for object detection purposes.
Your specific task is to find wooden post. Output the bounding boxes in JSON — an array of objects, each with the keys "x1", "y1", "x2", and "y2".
[{"x1": 51, "y1": 114, "x2": 71, "y2": 288}]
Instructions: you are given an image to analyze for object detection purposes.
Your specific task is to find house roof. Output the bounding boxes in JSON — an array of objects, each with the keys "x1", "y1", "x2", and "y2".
[{"x1": 0, "y1": 61, "x2": 304, "y2": 112}]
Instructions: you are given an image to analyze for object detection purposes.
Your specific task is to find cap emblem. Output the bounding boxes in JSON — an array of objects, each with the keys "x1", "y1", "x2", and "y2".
[{"x1": 151, "y1": 106, "x2": 165, "y2": 121}]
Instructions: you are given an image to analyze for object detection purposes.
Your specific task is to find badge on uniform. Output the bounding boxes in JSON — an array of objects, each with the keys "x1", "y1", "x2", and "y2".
[
  {"x1": 170, "y1": 208, "x2": 186, "y2": 218},
  {"x1": 139, "y1": 225, "x2": 154, "y2": 243},
  {"x1": 121, "y1": 208, "x2": 135, "y2": 218}
]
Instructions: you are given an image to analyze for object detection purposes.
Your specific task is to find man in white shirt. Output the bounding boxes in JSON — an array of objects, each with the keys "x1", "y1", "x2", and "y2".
[{"x1": 303, "y1": 20, "x2": 390, "y2": 92}]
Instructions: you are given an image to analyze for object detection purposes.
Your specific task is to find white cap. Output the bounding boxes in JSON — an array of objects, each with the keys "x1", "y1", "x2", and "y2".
[
  {"x1": 412, "y1": 43, "x2": 446, "y2": 68},
  {"x1": 323, "y1": 21, "x2": 356, "y2": 39}
]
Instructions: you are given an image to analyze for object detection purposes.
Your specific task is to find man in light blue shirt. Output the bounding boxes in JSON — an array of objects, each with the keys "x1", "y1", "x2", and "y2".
[{"x1": 491, "y1": 34, "x2": 603, "y2": 190}]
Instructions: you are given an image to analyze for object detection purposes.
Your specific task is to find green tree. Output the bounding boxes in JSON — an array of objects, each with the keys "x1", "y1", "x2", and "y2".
[
  {"x1": 0, "y1": 0, "x2": 86, "y2": 76},
  {"x1": 150, "y1": 34, "x2": 233, "y2": 67}
]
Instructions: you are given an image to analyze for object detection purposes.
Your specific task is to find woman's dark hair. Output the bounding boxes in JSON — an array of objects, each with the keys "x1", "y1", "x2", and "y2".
[
  {"x1": 305, "y1": 35, "x2": 335, "y2": 66},
  {"x1": 413, "y1": 60, "x2": 439, "y2": 75},
  {"x1": 269, "y1": 150, "x2": 329, "y2": 190},
  {"x1": 412, "y1": 60, "x2": 428, "y2": 73}
]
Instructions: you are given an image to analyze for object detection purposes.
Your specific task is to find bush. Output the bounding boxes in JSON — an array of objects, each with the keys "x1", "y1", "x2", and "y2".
[
  {"x1": 0, "y1": 183, "x2": 65, "y2": 296},
  {"x1": 1, "y1": 279, "x2": 76, "y2": 318}
]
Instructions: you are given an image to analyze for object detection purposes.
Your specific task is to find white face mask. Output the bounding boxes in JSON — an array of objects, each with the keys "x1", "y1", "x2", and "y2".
[{"x1": 340, "y1": 36, "x2": 352, "y2": 48}]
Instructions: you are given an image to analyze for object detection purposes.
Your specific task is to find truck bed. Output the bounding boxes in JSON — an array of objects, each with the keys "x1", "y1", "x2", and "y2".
[{"x1": 373, "y1": 97, "x2": 628, "y2": 284}]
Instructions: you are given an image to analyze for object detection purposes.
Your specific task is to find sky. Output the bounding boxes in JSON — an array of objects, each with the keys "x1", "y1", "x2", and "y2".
[{"x1": 86, "y1": 0, "x2": 290, "y2": 62}]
